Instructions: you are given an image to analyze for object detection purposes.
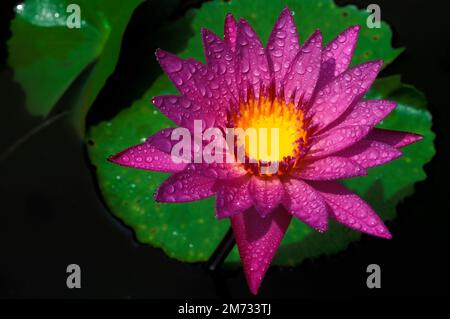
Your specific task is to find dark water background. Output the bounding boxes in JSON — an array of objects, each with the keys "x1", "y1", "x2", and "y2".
[{"x1": 0, "y1": 0, "x2": 449, "y2": 298}]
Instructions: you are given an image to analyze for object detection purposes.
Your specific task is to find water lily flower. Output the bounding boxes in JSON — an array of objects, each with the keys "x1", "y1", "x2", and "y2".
[{"x1": 109, "y1": 7, "x2": 422, "y2": 294}]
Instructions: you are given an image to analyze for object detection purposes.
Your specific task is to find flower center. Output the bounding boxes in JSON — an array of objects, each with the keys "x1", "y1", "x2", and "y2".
[{"x1": 232, "y1": 96, "x2": 307, "y2": 164}]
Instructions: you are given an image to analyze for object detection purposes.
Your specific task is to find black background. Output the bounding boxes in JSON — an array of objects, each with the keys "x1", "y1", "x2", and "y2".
[{"x1": 0, "y1": 0, "x2": 449, "y2": 299}]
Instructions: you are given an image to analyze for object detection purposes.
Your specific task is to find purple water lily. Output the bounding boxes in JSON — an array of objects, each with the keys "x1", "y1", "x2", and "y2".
[{"x1": 110, "y1": 7, "x2": 422, "y2": 294}]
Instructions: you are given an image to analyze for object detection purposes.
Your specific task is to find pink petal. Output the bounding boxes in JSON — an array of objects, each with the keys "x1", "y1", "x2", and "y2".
[
  {"x1": 152, "y1": 95, "x2": 216, "y2": 131},
  {"x1": 145, "y1": 127, "x2": 212, "y2": 162},
  {"x1": 295, "y1": 156, "x2": 367, "y2": 180},
  {"x1": 282, "y1": 30, "x2": 322, "y2": 105},
  {"x1": 156, "y1": 49, "x2": 203, "y2": 102},
  {"x1": 266, "y1": 7, "x2": 300, "y2": 93},
  {"x1": 235, "y1": 18, "x2": 271, "y2": 99},
  {"x1": 336, "y1": 139, "x2": 402, "y2": 168},
  {"x1": 231, "y1": 206, "x2": 292, "y2": 294},
  {"x1": 367, "y1": 128, "x2": 423, "y2": 148},
  {"x1": 224, "y1": 13, "x2": 238, "y2": 51},
  {"x1": 155, "y1": 49, "x2": 228, "y2": 122},
  {"x1": 307, "y1": 125, "x2": 371, "y2": 158},
  {"x1": 214, "y1": 176, "x2": 253, "y2": 218},
  {"x1": 145, "y1": 128, "x2": 178, "y2": 154},
  {"x1": 248, "y1": 176, "x2": 284, "y2": 217},
  {"x1": 282, "y1": 178, "x2": 328, "y2": 231},
  {"x1": 187, "y1": 162, "x2": 248, "y2": 180},
  {"x1": 201, "y1": 29, "x2": 238, "y2": 107},
  {"x1": 109, "y1": 142, "x2": 186, "y2": 173},
  {"x1": 317, "y1": 25, "x2": 360, "y2": 88},
  {"x1": 147, "y1": 129, "x2": 242, "y2": 167},
  {"x1": 328, "y1": 100, "x2": 396, "y2": 131},
  {"x1": 154, "y1": 171, "x2": 215, "y2": 203},
  {"x1": 310, "y1": 181, "x2": 392, "y2": 239},
  {"x1": 202, "y1": 28, "x2": 227, "y2": 66},
  {"x1": 308, "y1": 60, "x2": 383, "y2": 130}
]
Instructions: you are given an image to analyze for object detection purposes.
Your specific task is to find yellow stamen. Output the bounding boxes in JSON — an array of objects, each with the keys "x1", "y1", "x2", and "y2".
[{"x1": 233, "y1": 97, "x2": 307, "y2": 163}]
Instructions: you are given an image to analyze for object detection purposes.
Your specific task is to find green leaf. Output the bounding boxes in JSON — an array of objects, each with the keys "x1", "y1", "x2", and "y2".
[
  {"x1": 8, "y1": 0, "x2": 143, "y2": 134},
  {"x1": 87, "y1": 0, "x2": 433, "y2": 265}
]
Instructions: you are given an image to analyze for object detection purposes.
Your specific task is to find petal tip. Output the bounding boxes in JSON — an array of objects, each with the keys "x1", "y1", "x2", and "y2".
[
  {"x1": 153, "y1": 187, "x2": 176, "y2": 203},
  {"x1": 312, "y1": 28, "x2": 322, "y2": 38},
  {"x1": 200, "y1": 27, "x2": 211, "y2": 38},
  {"x1": 107, "y1": 154, "x2": 119, "y2": 164},
  {"x1": 375, "y1": 226, "x2": 392, "y2": 239},
  {"x1": 153, "y1": 187, "x2": 163, "y2": 202},
  {"x1": 304, "y1": 29, "x2": 322, "y2": 48},
  {"x1": 386, "y1": 100, "x2": 397, "y2": 110},
  {"x1": 373, "y1": 59, "x2": 384, "y2": 70},
  {"x1": 350, "y1": 24, "x2": 361, "y2": 32},
  {"x1": 317, "y1": 221, "x2": 329, "y2": 233},
  {"x1": 237, "y1": 17, "x2": 246, "y2": 25},
  {"x1": 365, "y1": 226, "x2": 392, "y2": 239},
  {"x1": 281, "y1": 5, "x2": 292, "y2": 16},
  {"x1": 413, "y1": 133, "x2": 424, "y2": 142},
  {"x1": 155, "y1": 49, "x2": 178, "y2": 64},
  {"x1": 248, "y1": 275, "x2": 262, "y2": 295},
  {"x1": 151, "y1": 96, "x2": 161, "y2": 106},
  {"x1": 225, "y1": 12, "x2": 236, "y2": 21},
  {"x1": 108, "y1": 150, "x2": 129, "y2": 167},
  {"x1": 155, "y1": 48, "x2": 174, "y2": 65},
  {"x1": 155, "y1": 48, "x2": 164, "y2": 59}
]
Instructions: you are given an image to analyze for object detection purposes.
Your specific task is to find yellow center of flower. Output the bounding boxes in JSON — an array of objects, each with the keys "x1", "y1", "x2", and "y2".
[{"x1": 233, "y1": 97, "x2": 307, "y2": 163}]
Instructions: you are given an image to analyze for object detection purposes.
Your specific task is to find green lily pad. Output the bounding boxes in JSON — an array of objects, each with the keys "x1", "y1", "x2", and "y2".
[
  {"x1": 8, "y1": 0, "x2": 142, "y2": 134},
  {"x1": 87, "y1": 0, "x2": 434, "y2": 265}
]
